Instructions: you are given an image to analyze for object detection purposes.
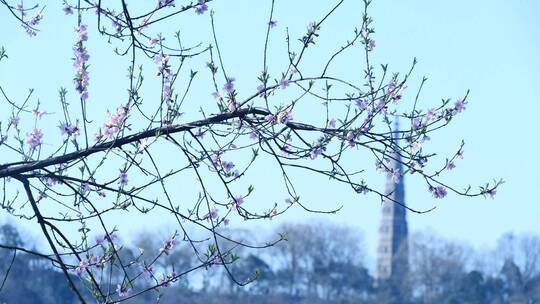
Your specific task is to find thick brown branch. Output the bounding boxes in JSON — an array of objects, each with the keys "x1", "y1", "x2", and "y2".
[
  {"x1": 15, "y1": 176, "x2": 87, "y2": 304},
  {"x1": 0, "y1": 107, "x2": 270, "y2": 178}
]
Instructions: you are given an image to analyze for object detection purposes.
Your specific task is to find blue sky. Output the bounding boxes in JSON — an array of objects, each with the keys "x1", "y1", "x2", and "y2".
[{"x1": 1, "y1": 0, "x2": 539, "y2": 266}]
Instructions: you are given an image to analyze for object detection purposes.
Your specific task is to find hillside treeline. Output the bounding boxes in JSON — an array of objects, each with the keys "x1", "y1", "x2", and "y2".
[{"x1": 0, "y1": 223, "x2": 539, "y2": 303}]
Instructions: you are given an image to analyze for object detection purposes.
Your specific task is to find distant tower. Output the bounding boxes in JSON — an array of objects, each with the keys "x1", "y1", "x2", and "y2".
[{"x1": 376, "y1": 125, "x2": 409, "y2": 281}]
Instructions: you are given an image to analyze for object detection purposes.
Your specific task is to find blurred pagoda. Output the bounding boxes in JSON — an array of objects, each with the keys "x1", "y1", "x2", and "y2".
[{"x1": 375, "y1": 123, "x2": 409, "y2": 282}]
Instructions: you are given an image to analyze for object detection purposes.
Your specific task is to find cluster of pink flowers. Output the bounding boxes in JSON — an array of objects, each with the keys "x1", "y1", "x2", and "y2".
[
  {"x1": 58, "y1": 121, "x2": 80, "y2": 138},
  {"x1": 227, "y1": 100, "x2": 239, "y2": 112},
  {"x1": 75, "y1": 255, "x2": 108, "y2": 276},
  {"x1": 158, "y1": 271, "x2": 177, "y2": 287},
  {"x1": 206, "y1": 207, "x2": 218, "y2": 220},
  {"x1": 429, "y1": 185, "x2": 447, "y2": 199},
  {"x1": 209, "y1": 153, "x2": 239, "y2": 178},
  {"x1": 411, "y1": 98, "x2": 467, "y2": 131},
  {"x1": 453, "y1": 98, "x2": 467, "y2": 114},
  {"x1": 155, "y1": 54, "x2": 172, "y2": 106},
  {"x1": 279, "y1": 78, "x2": 290, "y2": 89},
  {"x1": 309, "y1": 137, "x2": 326, "y2": 160},
  {"x1": 390, "y1": 168, "x2": 401, "y2": 183},
  {"x1": 265, "y1": 106, "x2": 293, "y2": 125},
  {"x1": 194, "y1": 0, "x2": 208, "y2": 15},
  {"x1": 116, "y1": 284, "x2": 132, "y2": 297},
  {"x1": 223, "y1": 77, "x2": 235, "y2": 94},
  {"x1": 80, "y1": 182, "x2": 91, "y2": 195},
  {"x1": 266, "y1": 207, "x2": 278, "y2": 220},
  {"x1": 354, "y1": 98, "x2": 380, "y2": 125},
  {"x1": 8, "y1": 115, "x2": 20, "y2": 128},
  {"x1": 95, "y1": 231, "x2": 117, "y2": 246},
  {"x1": 345, "y1": 131, "x2": 356, "y2": 147},
  {"x1": 139, "y1": 265, "x2": 155, "y2": 281},
  {"x1": 229, "y1": 195, "x2": 244, "y2": 210},
  {"x1": 159, "y1": 237, "x2": 176, "y2": 255},
  {"x1": 148, "y1": 37, "x2": 159, "y2": 46},
  {"x1": 62, "y1": 5, "x2": 73, "y2": 15},
  {"x1": 26, "y1": 128, "x2": 43, "y2": 151},
  {"x1": 75, "y1": 259, "x2": 89, "y2": 275},
  {"x1": 73, "y1": 24, "x2": 90, "y2": 101},
  {"x1": 42, "y1": 176, "x2": 61, "y2": 187},
  {"x1": 96, "y1": 106, "x2": 127, "y2": 140},
  {"x1": 386, "y1": 81, "x2": 406, "y2": 103},
  {"x1": 375, "y1": 160, "x2": 401, "y2": 183},
  {"x1": 362, "y1": 29, "x2": 375, "y2": 51},
  {"x1": 118, "y1": 171, "x2": 128, "y2": 187},
  {"x1": 16, "y1": 4, "x2": 42, "y2": 36}
]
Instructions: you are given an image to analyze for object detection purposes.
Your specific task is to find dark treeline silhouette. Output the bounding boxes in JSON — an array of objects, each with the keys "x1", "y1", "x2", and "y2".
[{"x1": 0, "y1": 222, "x2": 539, "y2": 303}]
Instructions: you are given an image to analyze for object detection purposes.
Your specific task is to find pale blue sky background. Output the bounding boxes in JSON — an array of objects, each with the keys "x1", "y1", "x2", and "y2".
[{"x1": 0, "y1": 0, "x2": 539, "y2": 266}]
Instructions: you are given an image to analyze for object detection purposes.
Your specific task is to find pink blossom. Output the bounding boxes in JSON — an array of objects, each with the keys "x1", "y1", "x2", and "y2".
[
  {"x1": 454, "y1": 98, "x2": 467, "y2": 113},
  {"x1": 326, "y1": 118, "x2": 336, "y2": 129},
  {"x1": 116, "y1": 284, "x2": 132, "y2": 297},
  {"x1": 58, "y1": 122, "x2": 80, "y2": 138},
  {"x1": 148, "y1": 37, "x2": 159, "y2": 46},
  {"x1": 9, "y1": 115, "x2": 20, "y2": 128},
  {"x1": 63, "y1": 5, "x2": 73, "y2": 15},
  {"x1": 80, "y1": 183, "x2": 90, "y2": 195},
  {"x1": 73, "y1": 24, "x2": 90, "y2": 101},
  {"x1": 227, "y1": 100, "x2": 238, "y2": 112},
  {"x1": 412, "y1": 117, "x2": 421, "y2": 129},
  {"x1": 279, "y1": 79, "x2": 290, "y2": 89},
  {"x1": 307, "y1": 21, "x2": 317, "y2": 34},
  {"x1": 140, "y1": 265, "x2": 154, "y2": 281},
  {"x1": 277, "y1": 107, "x2": 293, "y2": 124},
  {"x1": 366, "y1": 39, "x2": 375, "y2": 51},
  {"x1": 265, "y1": 114, "x2": 277, "y2": 125},
  {"x1": 100, "y1": 106, "x2": 127, "y2": 140},
  {"x1": 229, "y1": 195, "x2": 244, "y2": 210},
  {"x1": 195, "y1": 0, "x2": 208, "y2": 15},
  {"x1": 424, "y1": 108, "x2": 436, "y2": 123},
  {"x1": 137, "y1": 139, "x2": 148, "y2": 154},
  {"x1": 158, "y1": 271, "x2": 177, "y2": 287},
  {"x1": 223, "y1": 77, "x2": 235, "y2": 94},
  {"x1": 155, "y1": 54, "x2": 173, "y2": 104},
  {"x1": 430, "y1": 186, "x2": 447, "y2": 199},
  {"x1": 75, "y1": 259, "x2": 89, "y2": 275},
  {"x1": 32, "y1": 108, "x2": 45, "y2": 118},
  {"x1": 355, "y1": 99, "x2": 368, "y2": 110},
  {"x1": 207, "y1": 207, "x2": 218, "y2": 220},
  {"x1": 22, "y1": 11, "x2": 43, "y2": 37},
  {"x1": 75, "y1": 24, "x2": 88, "y2": 41},
  {"x1": 159, "y1": 238, "x2": 176, "y2": 255},
  {"x1": 289, "y1": 66, "x2": 297, "y2": 76},
  {"x1": 26, "y1": 128, "x2": 43, "y2": 151},
  {"x1": 118, "y1": 171, "x2": 128, "y2": 187},
  {"x1": 361, "y1": 30, "x2": 369, "y2": 39},
  {"x1": 386, "y1": 81, "x2": 405, "y2": 102},
  {"x1": 390, "y1": 169, "x2": 400, "y2": 183}
]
